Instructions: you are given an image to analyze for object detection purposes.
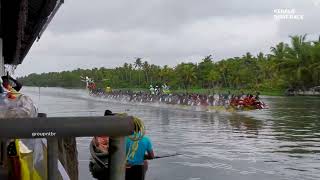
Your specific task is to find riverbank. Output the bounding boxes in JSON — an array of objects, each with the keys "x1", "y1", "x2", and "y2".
[
  {"x1": 113, "y1": 87, "x2": 284, "y2": 96},
  {"x1": 33, "y1": 86, "x2": 320, "y2": 97}
]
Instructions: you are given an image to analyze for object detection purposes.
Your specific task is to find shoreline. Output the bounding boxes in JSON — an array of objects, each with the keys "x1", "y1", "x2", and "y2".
[{"x1": 24, "y1": 86, "x2": 320, "y2": 97}]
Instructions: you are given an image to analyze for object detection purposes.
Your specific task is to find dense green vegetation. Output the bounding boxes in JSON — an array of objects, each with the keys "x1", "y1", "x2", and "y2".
[{"x1": 18, "y1": 35, "x2": 320, "y2": 93}]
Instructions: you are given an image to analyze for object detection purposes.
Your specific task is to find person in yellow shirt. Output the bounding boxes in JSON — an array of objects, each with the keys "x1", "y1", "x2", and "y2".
[{"x1": 105, "y1": 86, "x2": 112, "y2": 93}]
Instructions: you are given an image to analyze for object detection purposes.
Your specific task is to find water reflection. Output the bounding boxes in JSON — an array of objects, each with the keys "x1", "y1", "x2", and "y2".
[
  {"x1": 160, "y1": 109, "x2": 170, "y2": 125},
  {"x1": 268, "y1": 97, "x2": 320, "y2": 157},
  {"x1": 231, "y1": 116, "x2": 261, "y2": 136}
]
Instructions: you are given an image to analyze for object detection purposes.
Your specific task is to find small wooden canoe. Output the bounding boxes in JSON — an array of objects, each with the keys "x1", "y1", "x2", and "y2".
[{"x1": 89, "y1": 139, "x2": 109, "y2": 180}]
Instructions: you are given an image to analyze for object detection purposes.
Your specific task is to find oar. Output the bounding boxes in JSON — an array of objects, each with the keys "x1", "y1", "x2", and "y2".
[{"x1": 146, "y1": 153, "x2": 182, "y2": 160}]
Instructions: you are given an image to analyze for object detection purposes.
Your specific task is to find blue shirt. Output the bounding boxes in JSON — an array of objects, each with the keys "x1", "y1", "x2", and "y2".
[{"x1": 126, "y1": 136, "x2": 153, "y2": 165}]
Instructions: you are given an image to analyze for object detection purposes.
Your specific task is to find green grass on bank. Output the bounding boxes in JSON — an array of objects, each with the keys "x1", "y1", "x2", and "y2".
[
  {"x1": 112, "y1": 87, "x2": 284, "y2": 96},
  {"x1": 173, "y1": 88, "x2": 283, "y2": 96}
]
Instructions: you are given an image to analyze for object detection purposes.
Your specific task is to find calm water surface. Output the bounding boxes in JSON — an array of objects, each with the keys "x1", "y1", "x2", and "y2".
[{"x1": 22, "y1": 87, "x2": 320, "y2": 180}]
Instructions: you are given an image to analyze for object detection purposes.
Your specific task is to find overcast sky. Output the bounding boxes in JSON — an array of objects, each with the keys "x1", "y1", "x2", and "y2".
[{"x1": 14, "y1": 0, "x2": 320, "y2": 77}]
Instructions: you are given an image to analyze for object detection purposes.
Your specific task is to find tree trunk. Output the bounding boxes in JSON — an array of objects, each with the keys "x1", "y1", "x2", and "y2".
[
  {"x1": 144, "y1": 71, "x2": 149, "y2": 84},
  {"x1": 222, "y1": 72, "x2": 228, "y2": 87},
  {"x1": 138, "y1": 72, "x2": 141, "y2": 86}
]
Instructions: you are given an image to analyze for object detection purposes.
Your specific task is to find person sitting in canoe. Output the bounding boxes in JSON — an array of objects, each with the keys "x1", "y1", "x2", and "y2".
[
  {"x1": 252, "y1": 92, "x2": 268, "y2": 109},
  {"x1": 242, "y1": 94, "x2": 253, "y2": 107},
  {"x1": 126, "y1": 131, "x2": 154, "y2": 180},
  {"x1": 92, "y1": 110, "x2": 114, "y2": 153},
  {"x1": 255, "y1": 92, "x2": 260, "y2": 101},
  {"x1": 230, "y1": 95, "x2": 239, "y2": 107},
  {"x1": 89, "y1": 110, "x2": 114, "y2": 180}
]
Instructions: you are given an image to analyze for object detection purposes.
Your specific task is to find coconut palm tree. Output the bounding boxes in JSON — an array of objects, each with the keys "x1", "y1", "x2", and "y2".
[
  {"x1": 123, "y1": 63, "x2": 129, "y2": 81},
  {"x1": 285, "y1": 34, "x2": 312, "y2": 88},
  {"x1": 217, "y1": 60, "x2": 230, "y2": 88},
  {"x1": 142, "y1": 61, "x2": 150, "y2": 85},
  {"x1": 134, "y1": 58, "x2": 142, "y2": 86},
  {"x1": 159, "y1": 65, "x2": 174, "y2": 84},
  {"x1": 197, "y1": 55, "x2": 214, "y2": 88},
  {"x1": 207, "y1": 69, "x2": 220, "y2": 88},
  {"x1": 128, "y1": 63, "x2": 133, "y2": 82},
  {"x1": 175, "y1": 63, "x2": 197, "y2": 92},
  {"x1": 270, "y1": 42, "x2": 288, "y2": 62}
]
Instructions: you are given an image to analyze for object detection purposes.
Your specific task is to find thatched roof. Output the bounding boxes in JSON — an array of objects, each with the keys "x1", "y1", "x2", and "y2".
[{"x1": 1, "y1": 0, "x2": 62, "y2": 65}]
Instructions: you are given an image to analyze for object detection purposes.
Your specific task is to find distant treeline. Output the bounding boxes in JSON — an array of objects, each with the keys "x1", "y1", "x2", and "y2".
[{"x1": 18, "y1": 35, "x2": 320, "y2": 92}]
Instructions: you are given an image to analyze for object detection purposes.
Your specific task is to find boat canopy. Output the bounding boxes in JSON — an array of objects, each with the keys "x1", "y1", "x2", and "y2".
[{"x1": 0, "y1": 0, "x2": 63, "y2": 65}]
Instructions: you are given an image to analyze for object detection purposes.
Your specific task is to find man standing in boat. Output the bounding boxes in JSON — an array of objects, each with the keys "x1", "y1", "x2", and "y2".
[{"x1": 126, "y1": 132, "x2": 154, "y2": 180}]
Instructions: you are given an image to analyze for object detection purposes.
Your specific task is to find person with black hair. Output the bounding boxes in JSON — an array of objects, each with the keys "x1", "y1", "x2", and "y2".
[
  {"x1": 126, "y1": 130, "x2": 154, "y2": 180},
  {"x1": 89, "y1": 110, "x2": 115, "y2": 180},
  {"x1": 104, "y1": 110, "x2": 114, "y2": 116},
  {"x1": 2, "y1": 75, "x2": 22, "y2": 92},
  {"x1": 93, "y1": 110, "x2": 114, "y2": 153}
]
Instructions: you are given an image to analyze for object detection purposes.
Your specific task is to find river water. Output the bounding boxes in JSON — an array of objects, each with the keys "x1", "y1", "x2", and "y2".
[{"x1": 21, "y1": 87, "x2": 320, "y2": 180}]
